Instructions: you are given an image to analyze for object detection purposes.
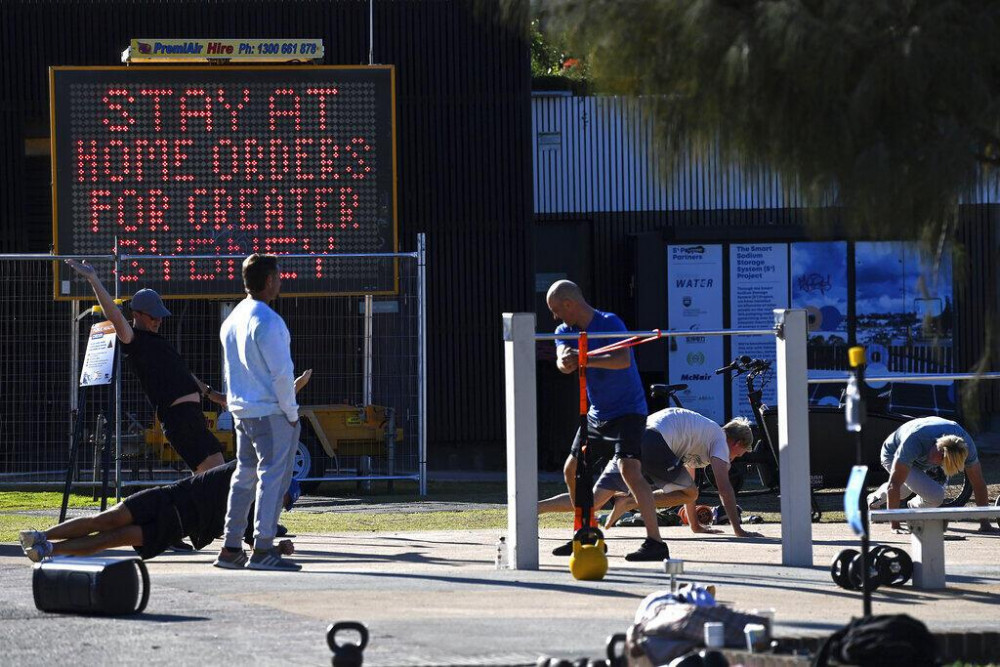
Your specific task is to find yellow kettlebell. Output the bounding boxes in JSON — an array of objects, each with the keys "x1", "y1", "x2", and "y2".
[{"x1": 569, "y1": 528, "x2": 608, "y2": 581}]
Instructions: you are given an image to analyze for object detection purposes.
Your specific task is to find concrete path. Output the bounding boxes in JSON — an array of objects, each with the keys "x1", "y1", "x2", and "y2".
[{"x1": 2, "y1": 523, "x2": 998, "y2": 665}]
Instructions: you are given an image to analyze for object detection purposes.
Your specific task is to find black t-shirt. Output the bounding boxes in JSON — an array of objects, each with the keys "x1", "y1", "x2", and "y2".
[
  {"x1": 120, "y1": 329, "x2": 200, "y2": 416},
  {"x1": 168, "y1": 460, "x2": 236, "y2": 549}
]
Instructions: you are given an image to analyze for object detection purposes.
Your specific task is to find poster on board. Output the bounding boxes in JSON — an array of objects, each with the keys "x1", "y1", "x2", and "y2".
[
  {"x1": 80, "y1": 321, "x2": 117, "y2": 387},
  {"x1": 729, "y1": 244, "x2": 788, "y2": 417},
  {"x1": 667, "y1": 244, "x2": 725, "y2": 422},
  {"x1": 855, "y1": 241, "x2": 954, "y2": 414},
  {"x1": 791, "y1": 241, "x2": 849, "y2": 406}
]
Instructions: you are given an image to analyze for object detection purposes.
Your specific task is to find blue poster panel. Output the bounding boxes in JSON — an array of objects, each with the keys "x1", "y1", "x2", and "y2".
[
  {"x1": 667, "y1": 244, "x2": 725, "y2": 422},
  {"x1": 729, "y1": 244, "x2": 788, "y2": 418},
  {"x1": 791, "y1": 241, "x2": 849, "y2": 406},
  {"x1": 855, "y1": 241, "x2": 955, "y2": 415}
]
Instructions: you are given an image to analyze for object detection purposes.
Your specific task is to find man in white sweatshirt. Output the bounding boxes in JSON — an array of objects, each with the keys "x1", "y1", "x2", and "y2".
[{"x1": 214, "y1": 254, "x2": 302, "y2": 571}]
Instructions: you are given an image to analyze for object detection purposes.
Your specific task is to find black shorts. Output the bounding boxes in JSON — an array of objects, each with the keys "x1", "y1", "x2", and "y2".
[
  {"x1": 160, "y1": 401, "x2": 223, "y2": 471},
  {"x1": 123, "y1": 486, "x2": 183, "y2": 560},
  {"x1": 570, "y1": 413, "x2": 646, "y2": 463}
]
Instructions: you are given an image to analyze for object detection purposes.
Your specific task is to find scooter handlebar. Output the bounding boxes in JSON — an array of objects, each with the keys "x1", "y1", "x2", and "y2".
[{"x1": 715, "y1": 355, "x2": 753, "y2": 375}]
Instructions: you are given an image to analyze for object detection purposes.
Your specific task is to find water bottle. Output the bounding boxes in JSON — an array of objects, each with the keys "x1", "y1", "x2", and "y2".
[
  {"x1": 845, "y1": 373, "x2": 863, "y2": 433},
  {"x1": 495, "y1": 536, "x2": 508, "y2": 569}
]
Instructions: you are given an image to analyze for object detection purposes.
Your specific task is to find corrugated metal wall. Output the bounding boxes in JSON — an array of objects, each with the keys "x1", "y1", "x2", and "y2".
[
  {"x1": 532, "y1": 94, "x2": 801, "y2": 214},
  {"x1": 0, "y1": 0, "x2": 533, "y2": 463}
]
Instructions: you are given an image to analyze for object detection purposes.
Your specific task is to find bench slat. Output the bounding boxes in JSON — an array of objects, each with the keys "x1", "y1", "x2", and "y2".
[{"x1": 870, "y1": 506, "x2": 1000, "y2": 523}]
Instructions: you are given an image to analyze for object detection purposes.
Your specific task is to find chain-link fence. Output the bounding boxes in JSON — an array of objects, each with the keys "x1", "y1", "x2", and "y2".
[{"x1": 0, "y1": 248, "x2": 426, "y2": 496}]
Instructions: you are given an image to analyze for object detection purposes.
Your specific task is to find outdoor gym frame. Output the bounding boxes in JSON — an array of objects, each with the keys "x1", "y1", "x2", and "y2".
[
  {"x1": 505, "y1": 309, "x2": 1000, "y2": 572},
  {"x1": 503, "y1": 309, "x2": 813, "y2": 570}
]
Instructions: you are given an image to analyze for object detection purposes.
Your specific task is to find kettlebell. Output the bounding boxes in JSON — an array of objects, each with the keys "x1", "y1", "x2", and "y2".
[
  {"x1": 569, "y1": 527, "x2": 608, "y2": 581},
  {"x1": 327, "y1": 621, "x2": 369, "y2": 667}
]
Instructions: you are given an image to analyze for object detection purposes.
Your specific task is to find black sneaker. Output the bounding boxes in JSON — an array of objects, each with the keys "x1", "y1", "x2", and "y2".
[
  {"x1": 624, "y1": 538, "x2": 670, "y2": 562},
  {"x1": 276, "y1": 524, "x2": 289, "y2": 537},
  {"x1": 551, "y1": 539, "x2": 608, "y2": 557},
  {"x1": 168, "y1": 539, "x2": 195, "y2": 552}
]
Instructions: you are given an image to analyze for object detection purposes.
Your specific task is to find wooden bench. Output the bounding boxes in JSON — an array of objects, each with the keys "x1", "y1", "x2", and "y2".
[{"x1": 869, "y1": 506, "x2": 1000, "y2": 589}]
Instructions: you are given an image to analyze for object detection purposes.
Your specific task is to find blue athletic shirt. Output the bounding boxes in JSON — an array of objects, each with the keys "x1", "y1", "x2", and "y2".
[
  {"x1": 555, "y1": 310, "x2": 648, "y2": 421},
  {"x1": 881, "y1": 416, "x2": 979, "y2": 471}
]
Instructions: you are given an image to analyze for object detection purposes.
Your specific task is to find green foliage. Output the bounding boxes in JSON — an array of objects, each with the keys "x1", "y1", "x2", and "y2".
[
  {"x1": 530, "y1": 18, "x2": 590, "y2": 90},
  {"x1": 537, "y1": 0, "x2": 1000, "y2": 241}
]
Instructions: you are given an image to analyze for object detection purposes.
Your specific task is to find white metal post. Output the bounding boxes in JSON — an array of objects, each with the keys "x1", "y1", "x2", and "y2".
[
  {"x1": 504, "y1": 312, "x2": 538, "y2": 570},
  {"x1": 774, "y1": 309, "x2": 812, "y2": 566}
]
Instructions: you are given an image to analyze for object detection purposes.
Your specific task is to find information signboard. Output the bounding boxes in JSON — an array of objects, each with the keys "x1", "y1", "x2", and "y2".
[
  {"x1": 729, "y1": 243, "x2": 788, "y2": 417},
  {"x1": 666, "y1": 244, "x2": 725, "y2": 422},
  {"x1": 50, "y1": 66, "x2": 396, "y2": 298},
  {"x1": 80, "y1": 321, "x2": 117, "y2": 387}
]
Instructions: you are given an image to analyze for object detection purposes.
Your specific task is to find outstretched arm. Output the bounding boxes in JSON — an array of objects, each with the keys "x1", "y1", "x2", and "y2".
[
  {"x1": 886, "y1": 461, "x2": 911, "y2": 531},
  {"x1": 710, "y1": 456, "x2": 761, "y2": 538},
  {"x1": 64, "y1": 259, "x2": 134, "y2": 344},
  {"x1": 965, "y1": 462, "x2": 997, "y2": 533}
]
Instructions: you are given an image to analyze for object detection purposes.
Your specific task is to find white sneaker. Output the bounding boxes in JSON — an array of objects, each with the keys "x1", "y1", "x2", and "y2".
[
  {"x1": 246, "y1": 547, "x2": 301, "y2": 571},
  {"x1": 867, "y1": 491, "x2": 886, "y2": 510},
  {"x1": 212, "y1": 548, "x2": 248, "y2": 569},
  {"x1": 19, "y1": 531, "x2": 52, "y2": 563}
]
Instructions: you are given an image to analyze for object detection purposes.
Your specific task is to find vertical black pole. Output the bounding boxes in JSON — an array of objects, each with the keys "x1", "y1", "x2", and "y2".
[
  {"x1": 848, "y1": 347, "x2": 871, "y2": 616},
  {"x1": 99, "y1": 395, "x2": 114, "y2": 511},
  {"x1": 59, "y1": 389, "x2": 88, "y2": 524},
  {"x1": 99, "y1": 349, "x2": 117, "y2": 511}
]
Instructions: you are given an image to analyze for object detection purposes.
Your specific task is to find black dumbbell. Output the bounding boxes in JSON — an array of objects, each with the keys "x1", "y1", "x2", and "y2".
[
  {"x1": 830, "y1": 548, "x2": 858, "y2": 589},
  {"x1": 875, "y1": 546, "x2": 913, "y2": 586},
  {"x1": 847, "y1": 552, "x2": 881, "y2": 592}
]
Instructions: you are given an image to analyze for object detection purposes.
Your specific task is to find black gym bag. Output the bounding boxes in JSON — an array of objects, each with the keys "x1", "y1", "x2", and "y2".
[
  {"x1": 812, "y1": 613, "x2": 938, "y2": 666},
  {"x1": 32, "y1": 557, "x2": 150, "y2": 615}
]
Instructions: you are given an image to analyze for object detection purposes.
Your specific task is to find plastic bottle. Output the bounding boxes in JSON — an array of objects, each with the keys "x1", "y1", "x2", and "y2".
[
  {"x1": 845, "y1": 373, "x2": 863, "y2": 432},
  {"x1": 495, "y1": 536, "x2": 508, "y2": 569}
]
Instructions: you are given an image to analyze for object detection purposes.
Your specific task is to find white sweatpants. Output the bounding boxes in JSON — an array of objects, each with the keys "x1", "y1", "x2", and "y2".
[
  {"x1": 873, "y1": 465, "x2": 945, "y2": 509},
  {"x1": 222, "y1": 414, "x2": 300, "y2": 551}
]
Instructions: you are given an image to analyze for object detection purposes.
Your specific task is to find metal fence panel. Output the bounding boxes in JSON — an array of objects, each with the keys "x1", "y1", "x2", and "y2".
[{"x1": 0, "y1": 253, "x2": 423, "y2": 493}]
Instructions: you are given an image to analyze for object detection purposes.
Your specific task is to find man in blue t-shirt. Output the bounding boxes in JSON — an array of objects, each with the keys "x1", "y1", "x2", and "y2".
[
  {"x1": 868, "y1": 416, "x2": 993, "y2": 533},
  {"x1": 546, "y1": 280, "x2": 668, "y2": 562}
]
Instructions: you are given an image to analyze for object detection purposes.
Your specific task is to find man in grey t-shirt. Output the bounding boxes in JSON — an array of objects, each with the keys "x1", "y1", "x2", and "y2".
[
  {"x1": 868, "y1": 416, "x2": 993, "y2": 532},
  {"x1": 539, "y1": 408, "x2": 763, "y2": 538}
]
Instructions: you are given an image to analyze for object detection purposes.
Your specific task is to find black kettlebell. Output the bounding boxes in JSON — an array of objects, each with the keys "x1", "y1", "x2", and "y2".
[{"x1": 327, "y1": 621, "x2": 369, "y2": 667}]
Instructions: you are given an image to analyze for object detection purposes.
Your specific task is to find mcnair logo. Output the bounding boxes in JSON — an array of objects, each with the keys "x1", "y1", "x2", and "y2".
[
  {"x1": 686, "y1": 352, "x2": 705, "y2": 366},
  {"x1": 680, "y1": 373, "x2": 712, "y2": 381}
]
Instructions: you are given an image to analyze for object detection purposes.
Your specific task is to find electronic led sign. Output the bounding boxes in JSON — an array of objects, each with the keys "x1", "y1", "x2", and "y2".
[{"x1": 51, "y1": 66, "x2": 396, "y2": 298}]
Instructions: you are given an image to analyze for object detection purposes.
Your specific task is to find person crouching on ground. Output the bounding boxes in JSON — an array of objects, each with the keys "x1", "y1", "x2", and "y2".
[
  {"x1": 867, "y1": 416, "x2": 994, "y2": 533},
  {"x1": 540, "y1": 408, "x2": 763, "y2": 539}
]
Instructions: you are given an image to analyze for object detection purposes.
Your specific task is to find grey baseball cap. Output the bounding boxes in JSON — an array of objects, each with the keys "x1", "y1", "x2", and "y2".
[{"x1": 130, "y1": 289, "x2": 171, "y2": 318}]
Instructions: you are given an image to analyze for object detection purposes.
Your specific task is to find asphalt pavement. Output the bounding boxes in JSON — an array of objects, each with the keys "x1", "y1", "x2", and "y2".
[{"x1": 2, "y1": 522, "x2": 999, "y2": 665}]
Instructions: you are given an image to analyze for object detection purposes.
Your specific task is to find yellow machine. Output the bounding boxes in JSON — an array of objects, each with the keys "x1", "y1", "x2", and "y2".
[
  {"x1": 144, "y1": 405, "x2": 400, "y2": 466},
  {"x1": 145, "y1": 411, "x2": 235, "y2": 463},
  {"x1": 298, "y1": 404, "x2": 403, "y2": 459}
]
